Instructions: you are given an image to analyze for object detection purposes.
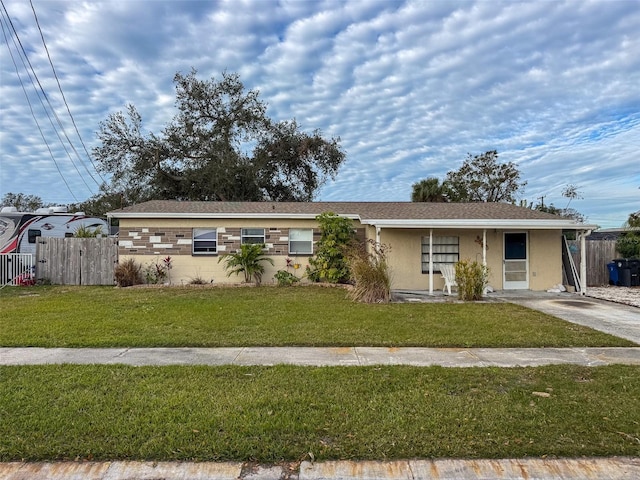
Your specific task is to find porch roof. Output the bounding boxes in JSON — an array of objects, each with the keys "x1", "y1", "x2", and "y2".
[{"x1": 108, "y1": 200, "x2": 595, "y2": 231}]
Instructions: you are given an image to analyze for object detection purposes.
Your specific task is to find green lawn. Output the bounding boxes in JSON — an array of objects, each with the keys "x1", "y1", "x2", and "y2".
[
  {"x1": 0, "y1": 285, "x2": 633, "y2": 347},
  {"x1": 1, "y1": 364, "x2": 639, "y2": 461}
]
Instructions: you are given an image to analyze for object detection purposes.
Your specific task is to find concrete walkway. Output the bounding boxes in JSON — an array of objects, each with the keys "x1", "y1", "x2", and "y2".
[
  {"x1": 2, "y1": 457, "x2": 640, "y2": 480},
  {"x1": 3, "y1": 345, "x2": 640, "y2": 367}
]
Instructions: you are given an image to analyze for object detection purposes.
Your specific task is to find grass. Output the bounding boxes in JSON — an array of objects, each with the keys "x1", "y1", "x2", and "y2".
[
  {"x1": 1, "y1": 364, "x2": 639, "y2": 462},
  {"x1": 0, "y1": 285, "x2": 633, "y2": 348}
]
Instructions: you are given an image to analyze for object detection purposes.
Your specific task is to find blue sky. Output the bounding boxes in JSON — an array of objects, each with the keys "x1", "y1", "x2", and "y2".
[{"x1": 0, "y1": 0, "x2": 638, "y2": 228}]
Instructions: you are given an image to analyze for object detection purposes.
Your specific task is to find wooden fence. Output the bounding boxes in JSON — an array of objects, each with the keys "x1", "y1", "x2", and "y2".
[
  {"x1": 36, "y1": 237, "x2": 118, "y2": 285},
  {"x1": 568, "y1": 239, "x2": 619, "y2": 286}
]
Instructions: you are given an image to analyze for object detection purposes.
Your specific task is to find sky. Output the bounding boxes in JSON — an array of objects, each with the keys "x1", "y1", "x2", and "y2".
[{"x1": 0, "y1": 0, "x2": 638, "y2": 228}]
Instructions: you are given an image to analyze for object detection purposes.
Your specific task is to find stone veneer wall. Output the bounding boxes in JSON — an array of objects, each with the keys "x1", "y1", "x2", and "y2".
[{"x1": 118, "y1": 226, "x2": 366, "y2": 256}]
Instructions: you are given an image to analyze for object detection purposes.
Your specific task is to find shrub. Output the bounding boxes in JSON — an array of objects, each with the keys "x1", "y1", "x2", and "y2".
[
  {"x1": 616, "y1": 233, "x2": 640, "y2": 258},
  {"x1": 454, "y1": 259, "x2": 489, "y2": 301},
  {"x1": 307, "y1": 212, "x2": 355, "y2": 283},
  {"x1": 347, "y1": 240, "x2": 392, "y2": 303},
  {"x1": 74, "y1": 225, "x2": 105, "y2": 238},
  {"x1": 114, "y1": 258, "x2": 143, "y2": 287},
  {"x1": 274, "y1": 269, "x2": 300, "y2": 287},
  {"x1": 219, "y1": 244, "x2": 274, "y2": 285}
]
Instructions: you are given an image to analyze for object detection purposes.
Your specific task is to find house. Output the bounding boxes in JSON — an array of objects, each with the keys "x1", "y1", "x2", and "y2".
[{"x1": 107, "y1": 201, "x2": 596, "y2": 293}]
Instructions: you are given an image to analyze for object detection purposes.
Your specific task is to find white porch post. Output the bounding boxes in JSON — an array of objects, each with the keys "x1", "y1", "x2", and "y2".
[
  {"x1": 579, "y1": 229, "x2": 591, "y2": 296},
  {"x1": 482, "y1": 229, "x2": 487, "y2": 266},
  {"x1": 429, "y1": 229, "x2": 433, "y2": 294},
  {"x1": 376, "y1": 226, "x2": 381, "y2": 245}
]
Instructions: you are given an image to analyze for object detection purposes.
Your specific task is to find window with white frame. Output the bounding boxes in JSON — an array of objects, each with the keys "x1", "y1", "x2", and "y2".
[
  {"x1": 421, "y1": 236, "x2": 459, "y2": 273},
  {"x1": 289, "y1": 228, "x2": 313, "y2": 254},
  {"x1": 193, "y1": 228, "x2": 217, "y2": 254},
  {"x1": 241, "y1": 228, "x2": 265, "y2": 245}
]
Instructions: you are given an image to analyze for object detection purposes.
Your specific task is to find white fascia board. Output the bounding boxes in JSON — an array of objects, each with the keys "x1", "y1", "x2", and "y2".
[
  {"x1": 361, "y1": 219, "x2": 598, "y2": 230},
  {"x1": 110, "y1": 212, "x2": 362, "y2": 220}
]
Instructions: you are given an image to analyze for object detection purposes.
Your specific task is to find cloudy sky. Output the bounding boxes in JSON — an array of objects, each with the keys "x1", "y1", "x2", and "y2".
[{"x1": 1, "y1": 0, "x2": 638, "y2": 228}]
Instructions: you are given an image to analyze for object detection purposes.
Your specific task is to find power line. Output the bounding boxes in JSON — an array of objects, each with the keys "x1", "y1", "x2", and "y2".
[
  {"x1": 29, "y1": 0, "x2": 105, "y2": 187},
  {"x1": 0, "y1": 0, "x2": 95, "y2": 197},
  {"x1": 0, "y1": 9, "x2": 78, "y2": 202}
]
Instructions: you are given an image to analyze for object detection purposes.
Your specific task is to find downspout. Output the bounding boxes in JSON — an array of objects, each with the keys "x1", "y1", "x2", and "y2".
[
  {"x1": 429, "y1": 229, "x2": 433, "y2": 295},
  {"x1": 376, "y1": 226, "x2": 381, "y2": 245},
  {"x1": 579, "y1": 229, "x2": 592, "y2": 296}
]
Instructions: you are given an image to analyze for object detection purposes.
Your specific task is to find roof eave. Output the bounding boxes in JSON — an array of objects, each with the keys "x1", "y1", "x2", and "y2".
[{"x1": 363, "y1": 219, "x2": 598, "y2": 230}]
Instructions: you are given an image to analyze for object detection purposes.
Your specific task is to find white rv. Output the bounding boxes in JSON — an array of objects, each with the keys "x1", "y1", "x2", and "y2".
[{"x1": 0, "y1": 206, "x2": 109, "y2": 255}]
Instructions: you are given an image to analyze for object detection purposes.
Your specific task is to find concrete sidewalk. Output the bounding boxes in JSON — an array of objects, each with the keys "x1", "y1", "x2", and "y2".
[
  {"x1": 2, "y1": 345, "x2": 640, "y2": 367},
  {"x1": 2, "y1": 457, "x2": 640, "y2": 480}
]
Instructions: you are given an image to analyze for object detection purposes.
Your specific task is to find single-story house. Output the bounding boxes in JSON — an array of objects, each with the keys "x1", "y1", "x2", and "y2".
[{"x1": 108, "y1": 201, "x2": 596, "y2": 293}]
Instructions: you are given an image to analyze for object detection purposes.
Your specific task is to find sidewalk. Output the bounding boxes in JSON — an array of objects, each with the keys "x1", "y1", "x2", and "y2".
[
  {"x1": 3, "y1": 457, "x2": 640, "y2": 480},
  {"x1": 2, "y1": 345, "x2": 640, "y2": 367}
]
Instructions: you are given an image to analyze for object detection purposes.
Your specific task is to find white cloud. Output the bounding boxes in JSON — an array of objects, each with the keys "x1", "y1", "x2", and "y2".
[{"x1": 0, "y1": 0, "x2": 638, "y2": 226}]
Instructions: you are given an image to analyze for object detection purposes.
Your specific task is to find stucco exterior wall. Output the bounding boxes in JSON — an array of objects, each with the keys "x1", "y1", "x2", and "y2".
[
  {"x1": 528, "y1": 230, "x2": 563, "y2": 290},
  {"x1": 116, "y1": 218, "x2": 564, "y2": 291},
  {"x1": 117, "y1": 218, "x2": 366, "y2": 286}
]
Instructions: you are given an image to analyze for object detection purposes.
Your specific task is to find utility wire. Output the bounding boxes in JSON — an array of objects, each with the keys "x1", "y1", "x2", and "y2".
[
  {"x1": 30, "y1": 0, "x2": 105, "y2": 187},
  {"x1": 0, "y1": 10, "x2": 78, "y2": 202},
  {"x1": 0, "y1": 0, "x2": 93, "y2": 195}
]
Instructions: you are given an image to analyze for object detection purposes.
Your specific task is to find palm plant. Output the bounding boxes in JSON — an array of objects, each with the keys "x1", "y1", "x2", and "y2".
[
  {"x1": 218, "y1": 244, "x2": 274, "y2": 285},
  {"x1": 411, "y1": 177, "x2": 448, "y2": 202}
]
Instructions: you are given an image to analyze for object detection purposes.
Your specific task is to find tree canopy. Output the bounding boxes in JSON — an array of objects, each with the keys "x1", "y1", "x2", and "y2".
[
  {"x1": 411, "y1": 151, "x2": 526, "y2": 203},
  {"x1": 444, "y1": 150, "x2": 526, "y2": 203},
  {"x1": 93, "y1": 70, "x2": 345, "y2": 203},
  {"x1": 1, "y1": 192, "x2": 49, "y2": 212},
  {"x1": 410, "y1": 177, "x2": 447, "y2": 202}
]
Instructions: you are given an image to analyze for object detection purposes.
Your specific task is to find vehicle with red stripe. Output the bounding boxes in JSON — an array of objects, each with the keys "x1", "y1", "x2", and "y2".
[{"x1": 0, "y1": 206, "x2": 108, "y2": 255}]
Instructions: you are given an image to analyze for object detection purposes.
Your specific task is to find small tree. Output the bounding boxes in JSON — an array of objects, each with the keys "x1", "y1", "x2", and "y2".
[
  {"x1": 617, "y1": 211, "x2": 640, "y2": 258},
  {"x1": 307, "y1": 212, "x2": 355, "y2": 283},
  {"x1": 219, "y1": 244, "x2": 274, "y2": 285}
]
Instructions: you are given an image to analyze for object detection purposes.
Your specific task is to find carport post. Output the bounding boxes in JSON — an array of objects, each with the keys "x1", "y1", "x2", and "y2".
[
  {"x1": 429, "y1": 229, "x2": 433, "y2": 294},
  {"x1": 579, "y1": 229, "x2": 591, "y2": 296}
]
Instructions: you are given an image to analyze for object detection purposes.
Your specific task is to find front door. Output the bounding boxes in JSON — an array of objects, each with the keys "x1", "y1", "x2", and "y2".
[{"x1": 503, "y1": 232, "x2": 528, "y2": 289}]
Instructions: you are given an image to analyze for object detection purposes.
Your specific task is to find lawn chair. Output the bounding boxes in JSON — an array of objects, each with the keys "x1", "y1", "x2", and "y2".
[{"x1": 438, "y1": 263, "x2": 458, "y2": 295}]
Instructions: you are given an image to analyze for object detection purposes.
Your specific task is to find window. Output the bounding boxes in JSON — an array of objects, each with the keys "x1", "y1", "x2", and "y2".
[
  {"x1": 421, "y1": 236, "x2": 459, "y2": 273},
  {"x1": 241, "y1": 228, "x2": 265, "y2": 245},
  {"x1": 289, "y1": 228, "x2": 313, "y2": 254},
  {"x1": 28, "y1": 229, "x2": 41, "y2": 244},
  {"x1": 193, "y1": 228, "x2": 217, "y2": 254}
]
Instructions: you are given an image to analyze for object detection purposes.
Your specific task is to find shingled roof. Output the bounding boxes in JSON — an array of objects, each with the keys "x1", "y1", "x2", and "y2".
[{"x1": 109, "y1": 200, "x2": 594, "y2": 230}]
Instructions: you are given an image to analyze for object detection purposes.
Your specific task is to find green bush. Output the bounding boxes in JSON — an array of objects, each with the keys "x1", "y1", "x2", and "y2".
[
  {"x1": 274, "y1": 270, "x2": 300, "y2": 287},
  {"x1": 114, "y1": 258, "x2": 143, "y2": 287},
  {"x1": 307, "y1": 212, "x2": 355, "y2": 283},
  {"x1": 616, "y1": 233, "x2": 640, "y2": 258},
  {"x1": 454, "y1": 259, "x2": 489, "y2": 301},
  {"x1": 347, "y1": 240, "x2": 392, "y2": 303},
  {"x1": 74, "y1": 225, "x2": 105, "y2": 238}
]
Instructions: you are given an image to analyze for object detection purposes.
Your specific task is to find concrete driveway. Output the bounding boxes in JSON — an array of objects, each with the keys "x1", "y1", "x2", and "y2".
[{"x1": 494, "y1": 291, "x2": 640, "y2": 344}]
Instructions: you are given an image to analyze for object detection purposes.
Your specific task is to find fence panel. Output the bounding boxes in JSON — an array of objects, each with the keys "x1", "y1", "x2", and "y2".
[
  {"x1": 0, "y1": 253, "x2": 35, "y2": 286},
  {"x1": 568, "y1": 239, "x2": 619, "y2": 286},
  {"x1": 36, "y1": 237, "x2": 117, "y2": 285}
]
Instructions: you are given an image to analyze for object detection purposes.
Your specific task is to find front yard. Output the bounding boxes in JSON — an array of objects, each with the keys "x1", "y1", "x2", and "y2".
[
  {"x1": 1, "y1": 285, "x2": 638, "y2": 462},
  {"x1": 0, "y1": 285, "x2": 634, "y2": 348}
]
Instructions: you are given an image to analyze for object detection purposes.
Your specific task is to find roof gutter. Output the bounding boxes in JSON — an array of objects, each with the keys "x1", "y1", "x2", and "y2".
[{"x1": 362, "y1": 219, "x2": 599, "y2": 230}]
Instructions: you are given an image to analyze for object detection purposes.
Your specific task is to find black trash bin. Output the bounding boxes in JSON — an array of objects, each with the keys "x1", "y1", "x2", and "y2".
[
  {"x1": 607, "y1": 262, "x2": 619, "y2": 285},
  {"x1": 613, "y1": 259, "x2": 629, "y2": 286},
  {"x1": 629, "y1": 258, "x2": 640, "y2": 287}
]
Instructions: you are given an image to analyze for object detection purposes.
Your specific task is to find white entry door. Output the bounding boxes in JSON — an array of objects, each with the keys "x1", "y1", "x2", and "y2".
[{"x1": 503, "y1": 232, "x2": 529, "y2": 289}]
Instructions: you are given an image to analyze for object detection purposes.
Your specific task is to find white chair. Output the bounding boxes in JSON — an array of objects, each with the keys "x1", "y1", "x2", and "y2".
[{"x1": 438, "y1": 263, "x2": 458, "y2": 295}]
